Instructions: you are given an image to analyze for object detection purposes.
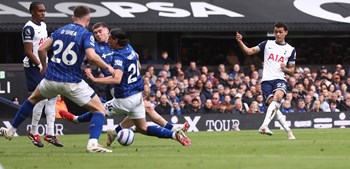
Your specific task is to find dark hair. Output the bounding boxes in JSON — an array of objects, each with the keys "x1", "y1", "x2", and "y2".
[
  {"x1": 73, "y1": 5, "x2": 90, "y2": 18},
  {"x1": 273, "y1": 22, "x2": 288, "y2": 31},
  {"x1": 92, "y1": 22, "x2": 110, "y2": 31},
  {"x1": 29, "y1": 2, "x2": 43, "y2": 12},
  {"x1": 110, "y1": 28, "x2": 130, "y2": 46}
]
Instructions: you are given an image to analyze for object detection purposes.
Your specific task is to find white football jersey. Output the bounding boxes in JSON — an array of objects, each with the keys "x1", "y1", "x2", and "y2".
[
  {"x1": 257, "y1": 40, "x2": 296, "y2": 82},
  {"x1": 22, "y1": 20, "x2": 47, "y2": 67}
]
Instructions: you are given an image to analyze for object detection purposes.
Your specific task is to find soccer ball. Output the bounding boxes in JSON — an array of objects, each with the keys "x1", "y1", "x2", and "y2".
[{"x1": 117, "y1": 128, "x2": 135, "y2": 146}]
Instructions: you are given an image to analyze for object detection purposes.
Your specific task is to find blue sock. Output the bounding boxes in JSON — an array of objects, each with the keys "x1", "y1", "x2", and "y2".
[
  {"x1": 89, "y1": 112, "x2": 105, "y2": 139},
  {"x1": 114, "y1": 125, "x2": 123, "y2": 134},
  {"x1": 78, "y1": 112, "x2": 93, "y2": 123},
  {"x1": 164, "y1": 122, "x2": 174, "y2": 130},
  {"x1": 146, "y1": 125, "x2": 173, "y2": 138},
  {"x1": 12, "y1": 99, "x2": 35, "y2": 128}
]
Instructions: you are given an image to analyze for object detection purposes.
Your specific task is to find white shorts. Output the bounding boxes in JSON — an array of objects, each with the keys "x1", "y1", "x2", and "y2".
[
  {"x1": 38, "y1": 79, "x2": 95, "y2": 106},
  {"x1": 104, "y1": 92, "x2": 146, "y2": 119}
]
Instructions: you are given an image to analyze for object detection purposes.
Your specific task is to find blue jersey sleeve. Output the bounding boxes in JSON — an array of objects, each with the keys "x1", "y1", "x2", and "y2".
[
  {"x1": 112, "y1": 54, "x2": 125, "y2": 71},
  {"x1": 257, "y1": 40, "x2": 268, "y2": 52},
  {"x1": 22, "y1": 25, "x2": 34, "y2": 42},
  {"x1": 83, "y1": 32, "x2": 95, "y2": 50}
]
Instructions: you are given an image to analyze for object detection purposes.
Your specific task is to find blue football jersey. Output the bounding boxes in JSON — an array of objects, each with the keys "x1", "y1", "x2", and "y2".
[
  {"x1": 112, "y1": 44, "x2": 144, "y2": 98},
  {"x1": 45, "y1": 23, "x2": 95, "y2": 82},
  {"x1": 95, "y1": 41, "x2": 113, "y2": 76}
]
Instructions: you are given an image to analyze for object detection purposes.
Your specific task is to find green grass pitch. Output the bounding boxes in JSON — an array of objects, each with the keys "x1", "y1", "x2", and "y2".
[{"x1": 1, "y1": 128, "x2": 350, "y2": 169}]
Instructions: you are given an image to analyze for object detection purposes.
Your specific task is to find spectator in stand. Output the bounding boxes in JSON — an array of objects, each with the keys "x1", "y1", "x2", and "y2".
[
  {"x1": 159, "y1": 84, "x2": 168, "y2": 95},
  {"x1": 184, "y1": 98, "x2": 201, "y2": 114},
  {"x1": 146, "y1": 65, "x2": 157, "y2": 83},
  {"x1": 168, "y1": 89, "x2": 179, "y2": 106},
  {"x1": 179, "y1": 99, "x2": 187, "y2": 110},
  {"x1": 229, "y1": 64, "x2": 240, "y2": 79},
  {"x1": 139, "y1": 47, "x2": 154, "y2": 64},
  {"x1": 170, "y1": 60, "x2": 182, "y2": 78},
  {"x1": 220, "y1": 95, "x2": 234, "y2": 113},
  {"x1": 310, "y1": 100, "x2": 323, "y2": 112},
  {"x1": 339, "y1": 97, "x2": 350, "y2": 111},
  {"x1": 158, "y1": 50, "x2": 173, "y2": 64},
  {"x1": 170, "y1": 98, "x2": 182, "y2": 115},
  {"x1": 329, "y1": 100, "x2": 340, "y2": 112},
  {"x1": 185, "y1": 61, "x2": 201, "y2": 79},
  {"x1": 345, "y1": 77, "x2": 350, "y2": 92},
  {"x1": 147, "y1": 92, "x2": 158, "y2": 108},
  {"x1": 340, "y1": 83, "x2": 348, "y2": 97},
  {"x1": 201, "y1": 66, "x2": 209, "y2": 75},
  {"x1": 195, "y1": 79, "x2": 204, "y2": 93},
  {"x1": 232, "y1": 98, "x2": 247, "y2": 114},
  {"x1": 155, "y1": 95, "x2": 172, "y2": 115},
  {"x1": 304, "y1": 94, "x2": 314, "y2": 112},
  {"x1": 295, "y1": 99, "x2": 307, "y2": 113},
  {"x1": 256, "y1": 94, "x2": 265, "y2": 112},
  {"x1": 211, "y1": 91, "x2": 221, "y2": 112},
  {"x1": 287, "y1": 76, "x2": 297, "y2": 91},
  {"x1": 200, "y1": 80, "x2": 213, "y2": 104},
  {"x1": 339, "y1": 68, "x2": 347, "y2": 81},
  {"x1": 332, "y1": 74, "x2": 342, "y2": 91},
  {"x1": 200, "y1": 99, "x2": 216, "y2": 114},
  {"x1": 158, "y1": 63, "x2": 171, "y2": 78},
  {"x1": 334, "y1": 64, "x2": 342, "y2": 74},
  {"x1": 281, "y1": 100, "x2": 294, "y2": 113},
  {"x1": 296, "y1": 83, "x2": 307, "y2": 99},
  {"x1": 247, "y1": 101, "x2": 262, "y2": 114},
  {"x1": 302, "y1": 77, "x2": 312, "y2": 92},
  {"x1": 242, "y1": 90, "x2": 254, "y2": 107},
  {"x1": 319, "y1": 94, "x2": 330, "y2": 112}
]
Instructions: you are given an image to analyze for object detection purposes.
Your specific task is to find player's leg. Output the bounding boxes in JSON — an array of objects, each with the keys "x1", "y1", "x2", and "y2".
[
  {"x1": 1, "y1": 86, "x2": 46, "y2": 140},
  {"x1": 132, "y1": 94, "x2": 191, "y2": 146},
  {"x1": 259, "y1": 81, "x2": 275, "y2": 135},
  {"x1": 144, "y1": 100, "x2": 189, "y2": 132},
  {"x1": 274, "y1": 108, "x2": 296, "y2": 140},
  {"x1": 43, "y1": 97, "x2": 64, "y2": 147},
  {"x1": 27, "y1": 99, "x2": 46, "y2": 147},
  {"x1": 132, "y1": 118, "x2": 191, "y2": 146},
  {"x1": 83, "y1": 95, "x2": 112, "y2": 152}
]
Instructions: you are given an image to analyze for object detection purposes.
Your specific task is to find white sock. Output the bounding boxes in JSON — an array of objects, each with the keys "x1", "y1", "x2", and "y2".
[
  {"x1": 172, "y1": 132, "x2": 177, "y2": 140},
  {"x1": 31, "y1": 99, "x2": 47, "y2": 135},
  {"x1": 88, "y1": 138, "x2": 98, "y2": 146},
  {"x1": 261, "y1": 101, "x2": 280, "y2": 128},
  {"x1": 45, "y1": 97, "x2": 57, "y2": 136},
  {"x1": 9, "y1": 127, "x2": 17, "y2": 134},
  {"x1": 275, "y1": 110, "x2": 291, "y2": 132}
]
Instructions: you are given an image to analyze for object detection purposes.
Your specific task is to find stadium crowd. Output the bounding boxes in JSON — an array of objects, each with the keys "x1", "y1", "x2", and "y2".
[{"x1": 89, "y1": 59, "x2": 350, "y2": 115}]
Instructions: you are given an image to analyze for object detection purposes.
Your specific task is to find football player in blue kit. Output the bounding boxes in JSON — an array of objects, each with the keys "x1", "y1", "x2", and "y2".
[
  {"x1": 59, "y1": 23, "x2": 189, "y2": 145},
  {"x1": 1, "y1": 5, "x2": 115, "y2": 153},
  {"x1": 236, "y1": 22, "x2": 296, "y2": 140}
]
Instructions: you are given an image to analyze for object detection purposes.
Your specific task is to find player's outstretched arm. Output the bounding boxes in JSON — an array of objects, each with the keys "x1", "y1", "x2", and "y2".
[
  {"x1": 85, "y1": 48, "x2": 115, "y2": 77},
  {"x1": 236, "y1": 32, "x2": 260, "y2": 56},
  {"x1": 85, "y1": 67, "x2": 122, "y2": 85}
]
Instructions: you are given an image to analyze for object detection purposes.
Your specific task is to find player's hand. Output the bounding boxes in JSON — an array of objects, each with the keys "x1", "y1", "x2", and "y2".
[
  {"x1": 280, "y1": 63, "x2": 287, "y2": 72},
  {"x1": 106, "y1": 65, "x2": 115, "y2": 78},
  {"x1": 236, "y1": 31, "x2": 243, "y2": 42},
  {"x1": 85, "y1": 68, "x2": 96, "y2": 82}
]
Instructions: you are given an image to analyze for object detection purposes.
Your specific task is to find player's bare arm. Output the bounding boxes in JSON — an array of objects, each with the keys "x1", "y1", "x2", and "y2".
[
  {"x1": 236, "y1": 31, "x2": 260, "y2": 55},
  {"x1": 85, "y1": 48, "x2": 115, "y2": 77},
  {"x1": 281, "y1": 63, "x2": 295, "y2": 77},
  {"x1": 38, "y1": 37, "x2": 53, "y2": 74},
  {"x1": 24, "y1": 42, "x2": 41, "y2": 66},
  {"x1": 85, "y1": 68, "x2": 122, "y2": 85}
]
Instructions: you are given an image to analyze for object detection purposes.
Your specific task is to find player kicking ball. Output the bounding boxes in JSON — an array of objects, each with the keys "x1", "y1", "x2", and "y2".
[{"x1": 236, "y1": 22, "x2": 296, "y2": 140}]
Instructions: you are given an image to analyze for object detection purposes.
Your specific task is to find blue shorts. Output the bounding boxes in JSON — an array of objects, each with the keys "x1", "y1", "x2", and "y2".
[
  {"x1": 24, "y1": 66, "x2": 44, "y2": 92},
  {"x1": 261, "y1": 79, "x2": 287, "y2": 104}
]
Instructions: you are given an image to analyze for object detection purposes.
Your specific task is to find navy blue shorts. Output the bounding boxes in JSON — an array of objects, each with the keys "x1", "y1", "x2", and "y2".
[
  {"x1": 261, "y1": 79, "x2": 287, "y2": 104},
  {"x1": 24, "y1": 66, "x2": 44, "y2": 92}
]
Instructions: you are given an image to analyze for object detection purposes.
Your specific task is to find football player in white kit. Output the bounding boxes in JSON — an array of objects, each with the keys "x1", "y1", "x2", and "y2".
[
  {"x1": 236, "y1": 22, "x2": 296, "y2": 140},
  {"x1": 22, "y1": 2, "x2": 62, "y2": 147}
]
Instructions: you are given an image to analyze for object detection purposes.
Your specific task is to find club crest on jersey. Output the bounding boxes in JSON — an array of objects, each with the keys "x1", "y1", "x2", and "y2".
[
  {"x1": 268, "y1": 53, "x2": 284, "y2": 63},
  {"x1": 115, "y1": 60, "x2": 123, "y2": 66},
  {"x1": 25, "y1": 28, "x2": 31, "y2": 36}
]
